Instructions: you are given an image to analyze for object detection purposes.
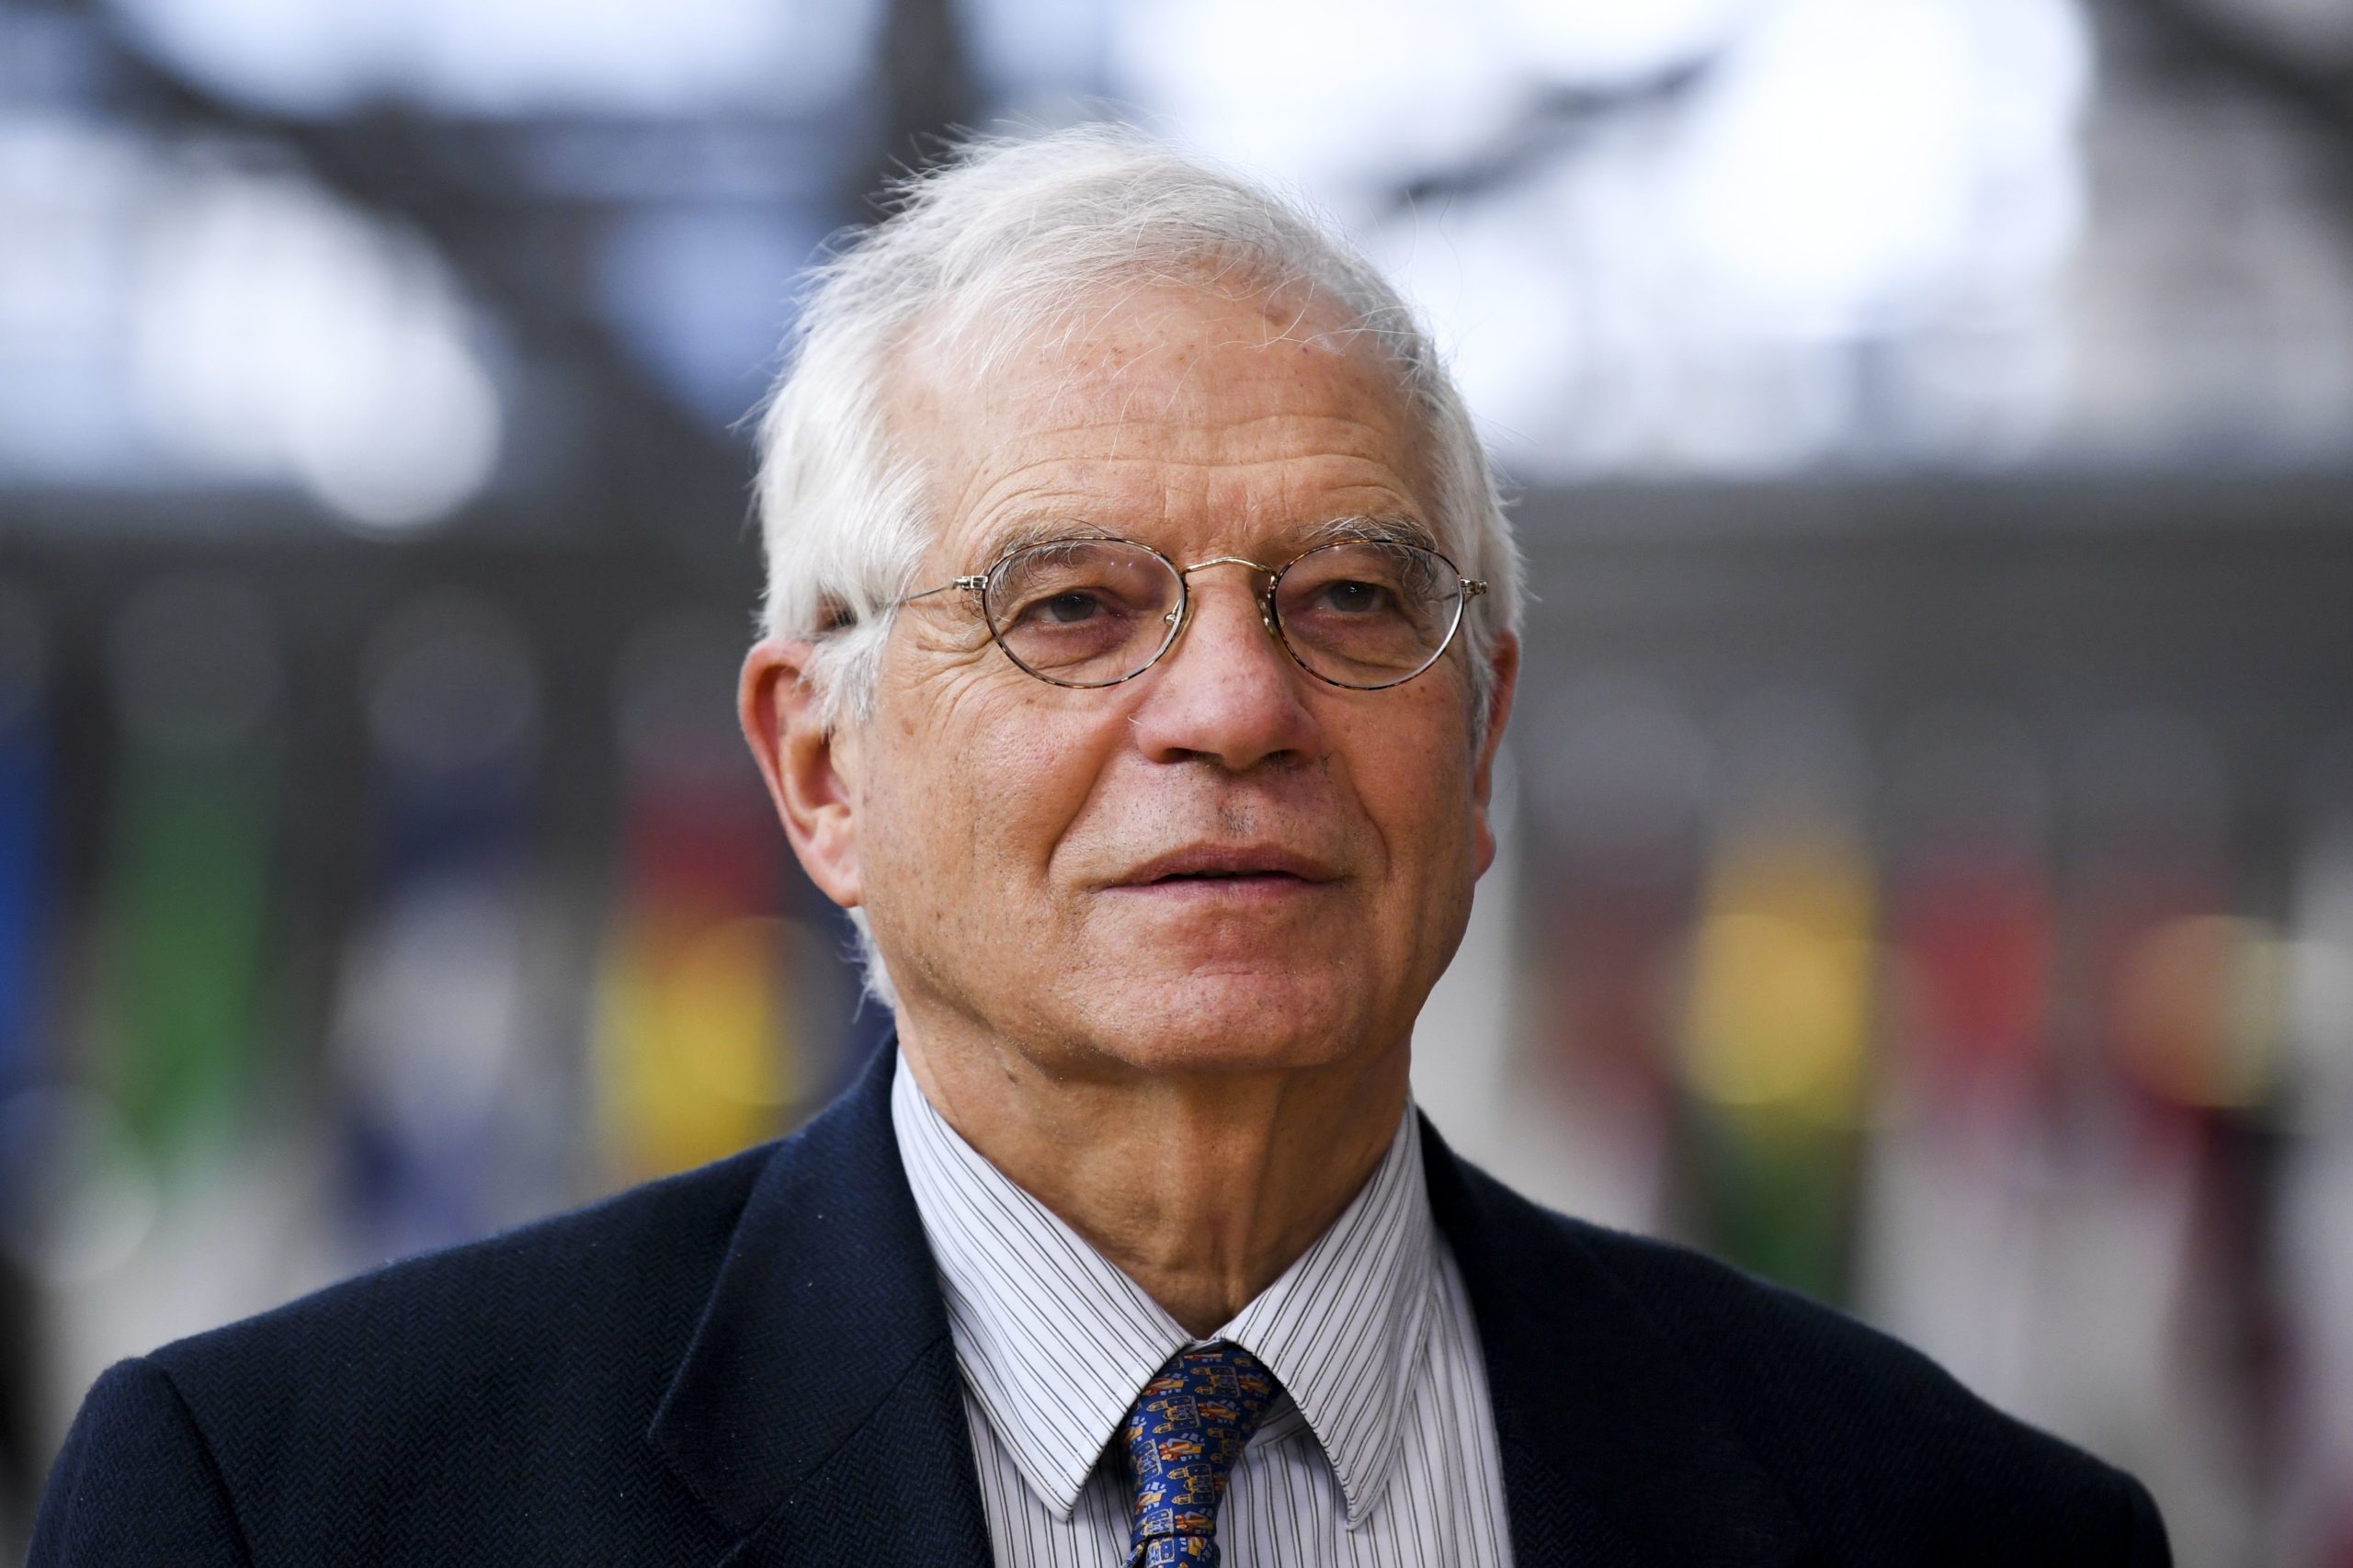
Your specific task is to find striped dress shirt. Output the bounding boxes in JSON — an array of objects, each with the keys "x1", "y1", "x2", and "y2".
[{"x1": 891, "y1": 1054, "x2": 1515, "y2": 1567}]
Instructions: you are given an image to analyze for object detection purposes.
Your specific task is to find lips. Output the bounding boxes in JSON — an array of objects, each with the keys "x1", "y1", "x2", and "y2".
[{"x1": 1114, "y1": 845, "x2": 1342, "y2": 887}]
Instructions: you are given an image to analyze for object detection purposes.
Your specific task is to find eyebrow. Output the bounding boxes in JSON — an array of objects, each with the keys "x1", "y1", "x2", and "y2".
[
  {"x1": 966, "y1": 512, "x2": 1444, "y2": 565},
  {"x1": 1292, "y1": 514, "x2": 1443, "y2": 553},
  {"x1": 968, "y1": 517, "x2": 1122, "y2": 563}
]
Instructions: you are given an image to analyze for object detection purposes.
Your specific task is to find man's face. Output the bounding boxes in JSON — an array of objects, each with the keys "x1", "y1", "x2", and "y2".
[{"x1": 820, "y1": 283, "x2": 1513, "y2": 1080}]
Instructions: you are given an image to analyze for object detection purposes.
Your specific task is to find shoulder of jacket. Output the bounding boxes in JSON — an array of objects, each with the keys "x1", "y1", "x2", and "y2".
[
  {"x1": 1481, "y1": 1179, "x2": 2154, "y2": 1541},
  {"x1": 148, "y1": 1138, "x2": 778, "y2": 1387}
]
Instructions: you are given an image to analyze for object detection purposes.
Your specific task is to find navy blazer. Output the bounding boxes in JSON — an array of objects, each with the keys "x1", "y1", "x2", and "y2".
[{"x1": 33, "y1": 1045, "x2": 2167, "y2": 1566}]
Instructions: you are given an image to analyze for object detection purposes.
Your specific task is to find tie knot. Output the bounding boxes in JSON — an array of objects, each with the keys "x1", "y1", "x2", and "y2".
[{"x1": 1118, "y1": 1342, "x2": 1282, "y2": 1568}]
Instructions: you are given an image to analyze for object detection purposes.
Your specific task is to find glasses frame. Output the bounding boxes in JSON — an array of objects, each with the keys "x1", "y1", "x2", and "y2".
[{"x1": 892, "y1": 534, "x2": 1488, "y2": 692}]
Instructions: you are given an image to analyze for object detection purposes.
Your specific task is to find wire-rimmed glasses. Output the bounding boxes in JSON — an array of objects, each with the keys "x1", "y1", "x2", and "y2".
[{"x1": 892, "y1": 533, "x2": 1486, "y2": 691}]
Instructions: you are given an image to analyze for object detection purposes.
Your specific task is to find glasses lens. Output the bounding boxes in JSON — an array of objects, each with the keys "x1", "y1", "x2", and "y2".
[
  {"x1": 1273, "y1": 540, "x2": 1462, "y2": 688},
  {"x1": 983, "y1": 539, "x2": 1182, "y2": 686}
]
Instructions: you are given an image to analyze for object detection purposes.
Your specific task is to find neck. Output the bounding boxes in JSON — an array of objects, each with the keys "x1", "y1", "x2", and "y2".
[{"x1": 898, "y1": 1025, "x2": 1411, "y2": 1337}]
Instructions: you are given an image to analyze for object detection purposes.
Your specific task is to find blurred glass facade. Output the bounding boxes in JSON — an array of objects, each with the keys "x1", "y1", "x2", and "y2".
[{"x1": 5, "y1": 0, "x2": 2353, "y2": 1561}]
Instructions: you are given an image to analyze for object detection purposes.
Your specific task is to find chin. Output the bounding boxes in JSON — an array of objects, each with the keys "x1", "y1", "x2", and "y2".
[{"x1": 1055, "y1": 962, "x2": 1384, "y2": 1076}]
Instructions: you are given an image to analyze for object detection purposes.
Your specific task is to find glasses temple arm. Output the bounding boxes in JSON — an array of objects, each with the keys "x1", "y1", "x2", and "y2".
[{"x1": 889, "y1": 574, "x2": 989, "y2": 609}]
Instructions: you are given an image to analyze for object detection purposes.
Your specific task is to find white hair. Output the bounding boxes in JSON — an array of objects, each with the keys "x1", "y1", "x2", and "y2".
[{"x1": 750, "y1": 123, "x2": 1523, "y2": 1008}]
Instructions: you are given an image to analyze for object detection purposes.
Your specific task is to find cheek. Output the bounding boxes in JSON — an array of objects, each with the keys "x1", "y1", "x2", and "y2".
[
  {"x1": 1373, "y1": 765, "x2": 1472, "y2": 881},
  {"x1": 868, "y1": 687, "x2": 1114, "y2": 915},
  {"x1": 962, "y1": 722, "x2": 1104, "y2": 881},
  {"x1": 1349, "y1": 713, "x2": 1482, "y2": 896}
]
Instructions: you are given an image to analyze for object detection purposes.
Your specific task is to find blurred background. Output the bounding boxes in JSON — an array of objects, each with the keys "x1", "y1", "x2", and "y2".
[{"x1": 3, "y1": 0, "x2": 2351, "y2": 1560}]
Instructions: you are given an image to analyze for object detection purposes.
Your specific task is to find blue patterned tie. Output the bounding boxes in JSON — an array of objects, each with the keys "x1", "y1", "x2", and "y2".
[{"x1": 1118, "y1": 1341, "x2": 1281, "y2": 1568}]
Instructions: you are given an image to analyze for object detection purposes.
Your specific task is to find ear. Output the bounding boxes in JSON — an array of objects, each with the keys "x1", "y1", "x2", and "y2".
[
  {"x1": 739, "y1": 638, "x2": 863, "y2": 910},
  {"x1": 1469, "y1": 630, "x2": 1519, "y2": 880}
]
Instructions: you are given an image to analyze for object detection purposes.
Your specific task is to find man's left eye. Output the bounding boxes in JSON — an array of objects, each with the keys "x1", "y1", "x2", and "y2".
[{"x1": 1319, "y1": 580, "x2": 1390, "y2": 613}]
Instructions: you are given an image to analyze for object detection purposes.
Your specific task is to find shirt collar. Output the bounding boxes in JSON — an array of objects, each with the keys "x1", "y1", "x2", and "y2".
[
  {"x1": 1221, "y1": 1101, "x2": 1434, "y2": 1525},
  {"x1": 890, "y1": 1051, "x2": 1437, "y2": 1528}
]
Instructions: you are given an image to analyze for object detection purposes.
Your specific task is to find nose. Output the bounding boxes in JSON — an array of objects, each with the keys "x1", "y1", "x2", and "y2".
[{"x1": 1127, "y1": 562, "x2": 1319, "y2": 772}]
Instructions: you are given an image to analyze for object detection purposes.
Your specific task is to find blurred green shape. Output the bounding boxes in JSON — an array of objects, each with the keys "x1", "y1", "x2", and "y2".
[{"x1": 97, "y1": 743, "x2": 276, "y2": 1171}]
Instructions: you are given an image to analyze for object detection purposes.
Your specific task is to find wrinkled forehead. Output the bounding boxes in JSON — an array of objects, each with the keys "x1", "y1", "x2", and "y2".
[
  {"x1": 916, "y1": 254, "x2": 1393, "y2": 382},
  {"x1": 881, "y1": 273, "x2": 1442, "y2": 554}
]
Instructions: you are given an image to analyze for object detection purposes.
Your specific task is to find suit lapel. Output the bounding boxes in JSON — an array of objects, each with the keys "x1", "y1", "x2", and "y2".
[
  {"x1": 649, "y1": 1043, "x2": 1811, "y2": 1566},
  {"x1": 651, "y1": 1045, "x2": 991, "y2": 1568},
  {"x1": 1421, "y1": 1116, "x2": 1814, "y2": 1568}
]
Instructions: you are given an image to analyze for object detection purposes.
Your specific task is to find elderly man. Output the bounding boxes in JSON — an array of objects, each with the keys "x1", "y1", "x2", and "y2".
[{"x1": 34, "y1": 129, "x2": 2165, "y2": 1567}]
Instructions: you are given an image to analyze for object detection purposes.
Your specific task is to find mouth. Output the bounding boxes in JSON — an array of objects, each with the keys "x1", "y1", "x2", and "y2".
[{"x1": 1112, "y1": 846, "x2": 1342, "y2": 892}]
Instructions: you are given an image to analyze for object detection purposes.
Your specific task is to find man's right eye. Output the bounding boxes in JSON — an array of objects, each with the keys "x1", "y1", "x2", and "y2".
[{"x1": 1038, "y1": 590, "x2": 1108, "y2": 625}]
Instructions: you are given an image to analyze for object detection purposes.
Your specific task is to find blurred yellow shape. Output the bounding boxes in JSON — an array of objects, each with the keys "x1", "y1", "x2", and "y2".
[
  {"x1": 1681, "y1": 836, "x2": 1877, "y2": 1121},
  {"x1": 594, "y1": 914, "x2": 796, "y2": 1184}
]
